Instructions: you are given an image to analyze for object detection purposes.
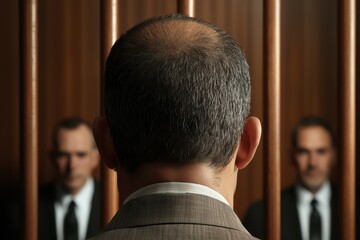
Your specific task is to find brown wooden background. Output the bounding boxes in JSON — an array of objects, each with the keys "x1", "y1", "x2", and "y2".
[{"x1": 0, "y1": 0, "x2": 358, "y2": 219}]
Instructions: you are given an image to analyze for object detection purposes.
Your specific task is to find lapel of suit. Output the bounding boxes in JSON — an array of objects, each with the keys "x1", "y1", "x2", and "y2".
[
  {"x1": 38, "y1": 184, "x2": 57, "y2": 240},
  {"x1": 281, "y1": 186, "x2": 302, "y2": 240},
  {"x1": 86, "y1": 181, "x2": 102, "y2": 238},
  {"x1": 330, "y1": 186, "x2": 337, "y2": 240},
  {"x1": 103, "y1": 193, "x2": 248, "y2": 234}
]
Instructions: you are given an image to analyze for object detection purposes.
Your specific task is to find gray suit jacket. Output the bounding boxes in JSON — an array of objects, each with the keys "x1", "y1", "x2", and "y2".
[{"x1": 92, "y1": 193, "x2": 258, "y2": 239}]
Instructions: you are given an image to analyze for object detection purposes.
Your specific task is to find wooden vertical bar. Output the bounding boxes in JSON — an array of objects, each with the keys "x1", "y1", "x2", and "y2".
[
  {"x1": 263, "y1": 0, "x2": 281, "y2": 239},
  {"x1": 339, "y1": 0, "x2": 356, "y2": 239},
  {"x1": 20, "y1": 0, "x2": 38, "y2": 240},
  {"x1": 177, "y1": 0, "x2": 195, "y2": 17},
  {"x1": 100, "y1": 0, "x2": 120, "y2": 225}
]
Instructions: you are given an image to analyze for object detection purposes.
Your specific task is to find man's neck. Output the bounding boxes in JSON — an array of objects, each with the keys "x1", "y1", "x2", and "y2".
[
  {"x1": 58, "y1": 177, "x2": 93, "y2": 197},
  {"x1": 117, "y1": 161, "x2": 238, "y2": 208},
  {"x1": 296, "y1": 181, "x2": 331, "y2": 198},
  {"x1": 123, "y1": 182, "x2": 230, "y2": 206}
]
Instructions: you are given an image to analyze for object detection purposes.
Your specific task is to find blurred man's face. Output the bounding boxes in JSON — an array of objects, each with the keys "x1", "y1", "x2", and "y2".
[
  {"x1": 54, "y1": 125, "x2": 99, "y2": 195},
  {"x1": 294, "y1": 126, "x2": 335, "y2": 193}
]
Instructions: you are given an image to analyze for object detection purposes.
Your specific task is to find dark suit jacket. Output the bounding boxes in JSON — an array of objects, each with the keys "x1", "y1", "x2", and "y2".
[
  {"x1": 243, "y1": 185, "x2": 338, "y2": 240},
  {"x1": 92, "y1": 193, "x2": 258, "y2": 240},
  {"x1": 38, "y1": 181, "x2": 101, "y2": 240}
]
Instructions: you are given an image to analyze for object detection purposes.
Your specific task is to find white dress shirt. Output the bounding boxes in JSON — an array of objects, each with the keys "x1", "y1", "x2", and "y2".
[
  {"x1": 124, "y1": 181, "x2": 230, "y2": 206},
  {"x1": 296, "y1": 181, "x2": 331, "y2": 240},
  {"x1": 54, "y1": 178, "x2": 95, "y2": 240}
]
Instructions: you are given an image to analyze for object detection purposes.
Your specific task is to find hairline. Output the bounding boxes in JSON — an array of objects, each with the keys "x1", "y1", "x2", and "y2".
[
  {"x1": 292, "y1": 123, "x2": 335, "y2": 148},
  {"x1": 53, "y1": 122, "x2": 96, "y2": 150}
]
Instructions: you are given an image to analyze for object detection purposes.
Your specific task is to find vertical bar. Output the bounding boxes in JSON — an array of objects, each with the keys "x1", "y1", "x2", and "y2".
[
  {"x1": 100, "y1": 0, "x2": 120, "y2": 225},
  {"x1": 20, "y1": 0, "x2": 38, "y2": 239},
  {"x1": 263, "y1": 0, "x2": 281, "y2": 239},
  {"x1": 339, "y1": 0, "x2": 356, "y2": 239},
  {"x1": 177, "y1": 0, "x2": 195, "y2": 17}
]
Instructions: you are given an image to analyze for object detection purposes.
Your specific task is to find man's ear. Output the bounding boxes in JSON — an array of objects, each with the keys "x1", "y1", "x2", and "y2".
[
  {"x1": 93, "y1": 117, "x2": 118, "y2": 170},
  {"x1": 235, "y1": 117, "x2": 262, "y2": 169}
]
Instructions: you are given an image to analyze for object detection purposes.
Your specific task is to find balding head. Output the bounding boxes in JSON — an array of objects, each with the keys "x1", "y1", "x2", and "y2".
[
  {"x1": 105, "y1": 14, "x2": 251, "y2": 172},
  {"x1": 121, "y1": 18, "x2": 220, "y2": 56}
]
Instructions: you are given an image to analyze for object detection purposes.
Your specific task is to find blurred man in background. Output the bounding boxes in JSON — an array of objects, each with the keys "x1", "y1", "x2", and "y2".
[
  {"x1": 39, "y1": 117, "x2": 101, "y2": 240},
  {"x1": 244, "y1": 116, "x2": 338, "y2": 240}
]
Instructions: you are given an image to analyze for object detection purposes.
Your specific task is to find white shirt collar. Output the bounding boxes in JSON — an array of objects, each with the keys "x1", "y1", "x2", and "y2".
[
  {"x1": 296, "y1": 181, "x2": 332, "y2": 240},
  {"x1": 296, "y1": 181, "x2": 331, "y2": 206},
  {"x1": 54, "y1": 178, "x2": 95, "y2": 240},
  {"x1": 123, "y1": 182, "x2": 230, "y2": 206}
]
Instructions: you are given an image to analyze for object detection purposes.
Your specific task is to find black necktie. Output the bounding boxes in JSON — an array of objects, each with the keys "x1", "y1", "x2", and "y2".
[
  {"x1": 310, "y1": 199, "x2": 321, "y2": 240},
  {"x1": 64, "y1": 201, "x2": 79, "y2": 240}
]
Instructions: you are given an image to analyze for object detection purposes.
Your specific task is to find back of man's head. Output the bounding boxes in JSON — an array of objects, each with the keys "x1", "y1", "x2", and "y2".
[{"x1": 105, "y1": 14, "x2": 251, "y2": 172}]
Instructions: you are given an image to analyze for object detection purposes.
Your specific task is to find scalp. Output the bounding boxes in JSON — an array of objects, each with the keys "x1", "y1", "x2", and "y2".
[{"x1": 121, "y1": 18, "x2": 222, "y2": 59}]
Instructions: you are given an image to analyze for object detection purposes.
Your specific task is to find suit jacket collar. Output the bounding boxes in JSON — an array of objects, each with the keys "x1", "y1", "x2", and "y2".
[
  {"x1": 283, "y1": 184, "x2": 338, "y2": 240},
  {"x1": 294, "y1": 184, "x2": 338, "y2": 240},
  {"x1": 103, "y1": 193, "x2": 248, "y2": 233},
  {"x1": 86, "y1": 181, "x2": 102, "y2": 238},
  {"x1": 39, "y1": 182, "x2": 101, "y2": 240},
  {"x1": 281, "y1": 186, "x2": 303, "y2": 240},
  {"x1": 38, "y1": 184, "x2": 57, "y2": 240},
  {"x1": 330, "y1": 187, "x2": 337, "y2": 240}
]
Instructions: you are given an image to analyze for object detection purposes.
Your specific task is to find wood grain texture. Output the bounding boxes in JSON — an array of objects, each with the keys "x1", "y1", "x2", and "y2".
[
  {"x1": 339, "y1": 0, "x2": 356, "y2": 239},
  {"x1": 20, "y1": 0, "x2": 38, "y2": 239},
  {"x1": 177, "y1": 0, "x2": 195, "y2": 17},
  {"x1": 37, "y1": 0, "x2": 101, "y2": 185},
  {"x1": 101, "y1": 0, "x2": 120, "y2": 226},
  {"x1": 0, "y1": 0, "x2": 350, "y2": 230},
  {"x1": 263, "y1": 0, "x2": 281, "y2": 239}
]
